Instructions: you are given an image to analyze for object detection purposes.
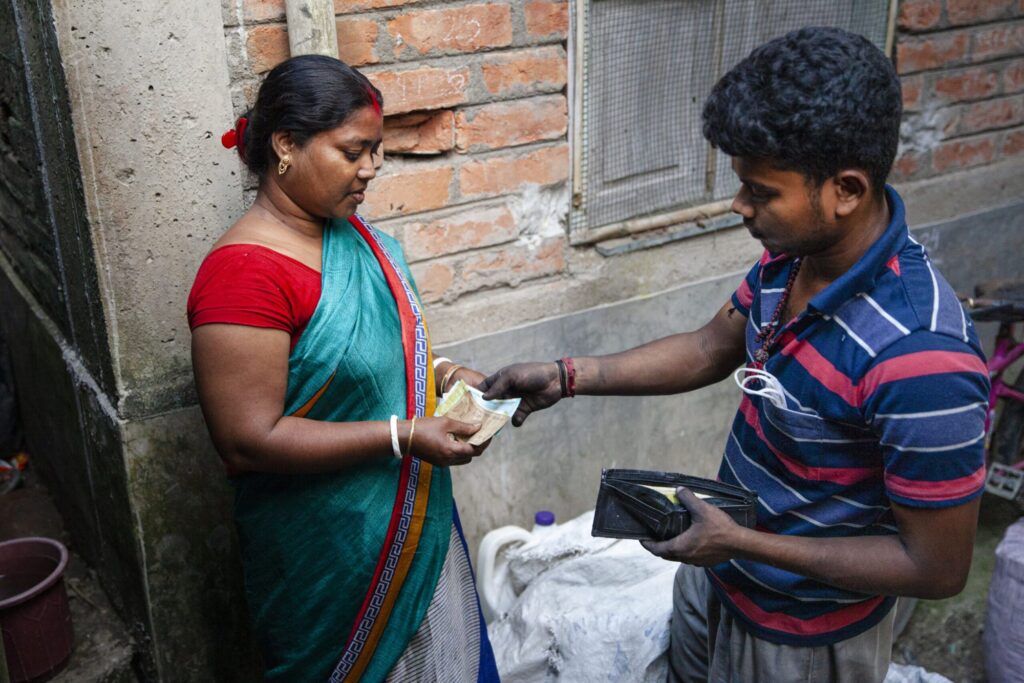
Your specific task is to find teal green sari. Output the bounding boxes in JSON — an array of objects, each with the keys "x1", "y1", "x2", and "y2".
[{"x1": 232, "y1": 216, "x2": 450, "y2": 681}]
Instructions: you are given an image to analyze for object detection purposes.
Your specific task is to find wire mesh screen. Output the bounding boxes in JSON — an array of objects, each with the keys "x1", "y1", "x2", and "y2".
[{"x1": 573, "y1": 0, "x2": 892, "y2": 235}]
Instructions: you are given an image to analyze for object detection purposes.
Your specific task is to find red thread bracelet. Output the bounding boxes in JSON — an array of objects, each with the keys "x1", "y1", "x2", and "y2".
[{"x1": 560, "y1": 357, "x2": 576, "y2": 397}]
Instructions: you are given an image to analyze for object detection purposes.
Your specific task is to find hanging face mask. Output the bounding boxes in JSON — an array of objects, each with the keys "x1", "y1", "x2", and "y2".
[{"x1": 734, "y1": 367, "x2": 788, "y2": 409}]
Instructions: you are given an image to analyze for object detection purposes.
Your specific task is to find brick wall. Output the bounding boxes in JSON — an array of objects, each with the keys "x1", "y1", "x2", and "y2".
[
  {"x1": 222, "y1": 1, "x2": 1024, "y2": 338},
  {"x1": 893, "y1": 0, "x2": 1024, "y2": 180},
  {"x1": 223, "y1": 0, "x2": 570, "y2": 314}
]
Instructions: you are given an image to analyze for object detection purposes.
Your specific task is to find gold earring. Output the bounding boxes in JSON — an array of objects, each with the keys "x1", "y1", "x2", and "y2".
[{"x1": 277, "y1": 156, "x2": 291, "y2": 175}]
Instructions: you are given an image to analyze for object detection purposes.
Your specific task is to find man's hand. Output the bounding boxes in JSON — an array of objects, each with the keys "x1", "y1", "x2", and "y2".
[
  {"x1": 479, "y1": 362, "x2": 562, "y2": 426},
  {"x1": 640, "y1": 488, "x2": 745, "y2": 566}
]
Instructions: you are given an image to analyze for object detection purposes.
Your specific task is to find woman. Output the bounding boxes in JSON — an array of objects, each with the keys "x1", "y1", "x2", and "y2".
[{"x1": 188, "y1": 55, "x2": 500, "y2": 681}]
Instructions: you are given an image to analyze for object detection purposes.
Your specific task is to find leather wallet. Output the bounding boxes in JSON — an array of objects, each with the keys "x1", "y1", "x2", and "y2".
[{"x1": 591, "y1": 468, "x2": 758, "y2": 541}]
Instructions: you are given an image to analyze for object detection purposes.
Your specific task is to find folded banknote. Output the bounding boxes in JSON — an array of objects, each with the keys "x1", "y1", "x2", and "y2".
[{"x1": 434, "y1": 380, "x2": 521, "y2": 446}]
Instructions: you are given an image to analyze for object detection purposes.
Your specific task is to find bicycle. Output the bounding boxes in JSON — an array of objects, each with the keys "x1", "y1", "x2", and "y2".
[{"x1": 962, "y1": 278, "x2": 1024, "y2": 508}]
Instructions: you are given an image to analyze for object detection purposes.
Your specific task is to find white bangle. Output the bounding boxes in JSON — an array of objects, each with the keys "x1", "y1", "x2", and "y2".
[
  {"x1": 389, "y1": 415, "x2": 402, "y2": 459},
  {"x1": 433, "y1": 356, "x2": 452, "y2": 369}
]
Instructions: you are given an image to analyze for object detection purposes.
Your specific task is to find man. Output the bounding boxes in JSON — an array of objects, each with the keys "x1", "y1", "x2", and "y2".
[{"x1": 480, "y1": 27, "x2": 988, "y2": 682}]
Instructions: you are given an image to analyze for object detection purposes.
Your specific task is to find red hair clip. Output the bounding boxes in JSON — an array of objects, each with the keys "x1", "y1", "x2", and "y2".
[{"x1": 221, "y1": 116, "x2": 249, "y2": 161}]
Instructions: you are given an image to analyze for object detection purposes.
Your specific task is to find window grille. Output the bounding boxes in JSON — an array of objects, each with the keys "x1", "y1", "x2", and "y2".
[{"x1": 569, "y1": 0, "x2": 897, "y2": 247}]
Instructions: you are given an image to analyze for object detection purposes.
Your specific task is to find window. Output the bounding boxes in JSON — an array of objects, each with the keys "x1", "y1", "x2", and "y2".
[{"x1": 569, "y1": 0, "x2": 896, "y2": 247}]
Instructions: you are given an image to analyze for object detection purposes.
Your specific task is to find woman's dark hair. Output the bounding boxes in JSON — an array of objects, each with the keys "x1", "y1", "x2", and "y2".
[
  {"x1": 237, "y1": 55, "x2": 383, "y2": 177},
  {"x1": 702, "y1": 27, "x2": 901, "y2": 193}
]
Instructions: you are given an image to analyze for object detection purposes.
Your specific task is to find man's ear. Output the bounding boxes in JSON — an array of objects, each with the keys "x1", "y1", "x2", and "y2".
[
  {"x1": 832, "y1": 169, "x2": 871, "y2": 218},
  {"x1": 270, "y1": 130, "x2": 294, "y2": 163}
]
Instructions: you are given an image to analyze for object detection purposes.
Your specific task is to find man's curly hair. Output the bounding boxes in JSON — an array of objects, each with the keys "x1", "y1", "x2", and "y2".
[{"x1": 702, "y1": 26, "x2": 902, "y2": 192}]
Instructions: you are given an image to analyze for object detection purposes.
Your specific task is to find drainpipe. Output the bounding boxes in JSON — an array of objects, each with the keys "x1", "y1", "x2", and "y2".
[{"x1": 284, "y1": 0, "x2": 339, "y2": 58}]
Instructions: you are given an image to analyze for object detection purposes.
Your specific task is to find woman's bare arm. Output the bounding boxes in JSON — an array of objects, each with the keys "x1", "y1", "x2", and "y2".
[{"x1": 191, "y1": 324, "x2": 481, "y2": 474}]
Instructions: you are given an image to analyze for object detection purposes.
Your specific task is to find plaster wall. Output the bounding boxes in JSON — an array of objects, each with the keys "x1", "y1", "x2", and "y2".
[
  {"x1": 51, "y1": 0, "x2": 245, "y2": 420},
  {"x1": 40, "y1": 0, "x2": 248, "y2": 676}
]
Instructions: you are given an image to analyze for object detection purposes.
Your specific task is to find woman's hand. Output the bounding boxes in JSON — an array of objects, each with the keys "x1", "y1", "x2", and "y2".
[
  {"x1": 407, "y1": 416, "x2": 486, "y2": 467},
  {"x1": 436, "y1": 361, "x2": 487, "y2": 394},
  {"x1": 453, "y1": 366, "x2": 487, "y2": 389}
]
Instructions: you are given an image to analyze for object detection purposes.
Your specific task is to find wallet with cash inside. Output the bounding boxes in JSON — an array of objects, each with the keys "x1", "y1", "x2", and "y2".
[{"x1": 591, "y1": 469, "x2": 758, "y2": 541}]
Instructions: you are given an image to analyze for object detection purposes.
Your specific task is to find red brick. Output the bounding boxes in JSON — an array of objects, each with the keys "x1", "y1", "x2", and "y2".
[
  {"x1": 410, "y1": 262, "x2": 454, "y2": 302},
  {"x1": 896, "y1": 32, "x2": 970, "y2": 74},
  {"x1": 934, "y1": 66, "x2": 1001, "y2": 102},
  {"x1": 384, "y1": 111, "x2": 455, "y2": 154},
  {"x1": 245, "y1": 21, "x2": 377, "y2": 73},
  {"x1": 1006, "y1": 58, "x2": 1024, "y2": 93},
  {"x1": 246, "y1": 24, "x2": 289, "y2": 74},
  {"x1": 959, "y1": 94, "x2": 1024, "y2": 134},
  {"x1": 898, "y1": 0, "x2": 943, "y2": 32},
  {"x1": 901, "y1": 75, "x2": 924, "y2": 111},
  {"x1": 1002, "y1": 128, "x2": 1024, "y2": 155},
  {"x1": 242, "y1": 0, "x2": 285, "y2": 23},
  {"x1": 931, "y1": 135, "x2": 996, "y2": 172},
  {"x1": 363, "y1": 164, "x2": 453, "y2": 219},
  {"x1": 388, "y1": 5, "x2": 513, "y2": 57},
  {"x1": 891, "y1": 150, "x2": 923, "y2": 180},
  {"x1": 334, "y1": 0, "x2": 422, "y2": 13},
  {"x1": 525, "y1": 0, "x2": 570, "y2": 38},
  {"x1": 480, "y1": 46, "x2": 568, "y2": 96},
  {"x1": 947, "y1": 0, "x2": 1015, "y2": 26},
  {"x1": 368, "y1": 66, "x2": 471, "y2": 115},
  {"x1": 402, "y1": 204, "x2": 517, "y2": 261},
  {"x1": 455, "y1": 96, "x2": 567, "y2": 152},
  {"x1": 337, "y1": 18, "x2": 379, "y2": 66},
  {"x1": 460, "y1": 238, "x2": 566, "y2": 290},
  {"x1": 458, "y1": 144, "x2": 569, "y2": 198},
  {"x1": 972, "y1": 22, "x2": 1024, "y2": 64}
]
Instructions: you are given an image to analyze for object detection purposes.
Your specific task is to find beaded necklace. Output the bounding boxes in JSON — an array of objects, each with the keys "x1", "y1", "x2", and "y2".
[{"x1": 753, "y1": 258, "x2": 802, "y2": 367}]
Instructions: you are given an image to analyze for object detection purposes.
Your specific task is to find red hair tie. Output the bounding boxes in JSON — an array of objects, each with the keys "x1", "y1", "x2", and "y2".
[{"x1": 221, "y1": 116, "x2": 249, "y2": 161}]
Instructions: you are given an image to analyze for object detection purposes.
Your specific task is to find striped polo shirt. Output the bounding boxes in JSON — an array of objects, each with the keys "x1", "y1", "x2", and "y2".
[{"x1": 709, "y1": 186, "x2": 989, "y2": 646}]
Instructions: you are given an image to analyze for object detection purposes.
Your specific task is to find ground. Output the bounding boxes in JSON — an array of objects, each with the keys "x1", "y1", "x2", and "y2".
[
  {"x1": 0, "y1": 471, "x2": 135, "y2": 682},
  {"x1": 892, "y1": 495, "x2": 1022, "y2": 683},
  {"x1": 2, "y1": 467, "x2": 1020, "y2": 682}
]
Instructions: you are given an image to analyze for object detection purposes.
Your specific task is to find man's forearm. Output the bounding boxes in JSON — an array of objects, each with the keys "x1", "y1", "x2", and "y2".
[
  {"x1": 574, "y1": 305, "x2": 746, "y2": 396},
  {"x1": 733, "y1": 527, "x2": 962, "y2": 600}
]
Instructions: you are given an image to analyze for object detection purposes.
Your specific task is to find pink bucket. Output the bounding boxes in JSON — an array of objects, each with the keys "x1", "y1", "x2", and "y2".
[{"x1": 0, "y1": 537, "x2": 73, "y2": 682}]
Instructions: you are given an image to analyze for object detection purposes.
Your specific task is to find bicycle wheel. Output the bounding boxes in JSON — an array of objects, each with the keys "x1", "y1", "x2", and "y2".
[{"x1": 990, "y1": 367, "x2": 1024, "y2": 466}]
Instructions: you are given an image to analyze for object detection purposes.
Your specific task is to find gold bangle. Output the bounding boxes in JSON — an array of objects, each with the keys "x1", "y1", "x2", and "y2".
[
  {"x1": 440, "y1": 363, "x2": 463, "y2": 394},
  {"x1": 406, "y1": 417, "x2": 417, "y2": 455}
]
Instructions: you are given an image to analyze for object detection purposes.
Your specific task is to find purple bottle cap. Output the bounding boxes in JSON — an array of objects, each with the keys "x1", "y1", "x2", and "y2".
[{"x1": 535, "y1": 510, "x2": 555, "y2": 526}]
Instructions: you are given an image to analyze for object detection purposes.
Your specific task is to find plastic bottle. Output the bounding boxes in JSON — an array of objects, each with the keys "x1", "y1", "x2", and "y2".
[{"x1": 476, "y1": 511, "x2": 557, "y2": 623}]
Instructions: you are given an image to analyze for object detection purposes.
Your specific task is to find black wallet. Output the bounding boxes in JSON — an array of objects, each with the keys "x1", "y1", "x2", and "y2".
[{"x1": 591, "y1": 468, "x2": 758, "y2": 541}]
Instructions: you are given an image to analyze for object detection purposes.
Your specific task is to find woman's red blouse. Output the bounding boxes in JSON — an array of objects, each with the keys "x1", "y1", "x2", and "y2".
[{"x1": 186, "y1": 245, "x2": 322, "y2": 350}]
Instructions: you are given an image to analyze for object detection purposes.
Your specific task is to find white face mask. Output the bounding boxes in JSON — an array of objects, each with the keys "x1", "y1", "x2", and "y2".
[{"x1": 733, "y1": 367, "x2": 787, "y2": 409}]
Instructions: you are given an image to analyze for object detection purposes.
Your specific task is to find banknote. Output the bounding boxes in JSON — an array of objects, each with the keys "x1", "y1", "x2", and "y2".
[
  {"x1": 640, "y1": 485, "x2": 712, "y2": 504},
  {"x1": 434, "y1": 380, "x2": 521, "y2": 446}
]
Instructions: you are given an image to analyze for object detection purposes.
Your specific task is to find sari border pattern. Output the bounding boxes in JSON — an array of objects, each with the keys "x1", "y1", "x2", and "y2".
[
  {"x1": 328, "y1": 216, "x2": 434, "y2": 682},
  {"x1": 361, "y1": 218, "x2": 429, "y2": 418}
]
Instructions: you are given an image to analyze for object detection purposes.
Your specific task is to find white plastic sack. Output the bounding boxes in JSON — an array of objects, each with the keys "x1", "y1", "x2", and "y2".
[
  {"x1": 487, "y1": 510, "x2": 678, "y2": 682},
  {"x1": 485, "y1": 510, "x2": 957, "y2": 683},
  {"x1": 883, "y1": 663, "x2": 953, "y2": 683},
  {"x1": 984, "y1": 517, "x2": 1024, "y2": 683}
]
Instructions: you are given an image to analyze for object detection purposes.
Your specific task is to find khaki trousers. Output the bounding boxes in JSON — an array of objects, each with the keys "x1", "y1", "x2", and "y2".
[{"x1": 668, "y1": 563, "x2": 896, "y2": 683}]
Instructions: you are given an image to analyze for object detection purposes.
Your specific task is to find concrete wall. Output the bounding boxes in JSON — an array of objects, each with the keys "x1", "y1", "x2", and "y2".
[{"x1": 0, "y1": 0, "x2": 1019, "y2": 680}]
